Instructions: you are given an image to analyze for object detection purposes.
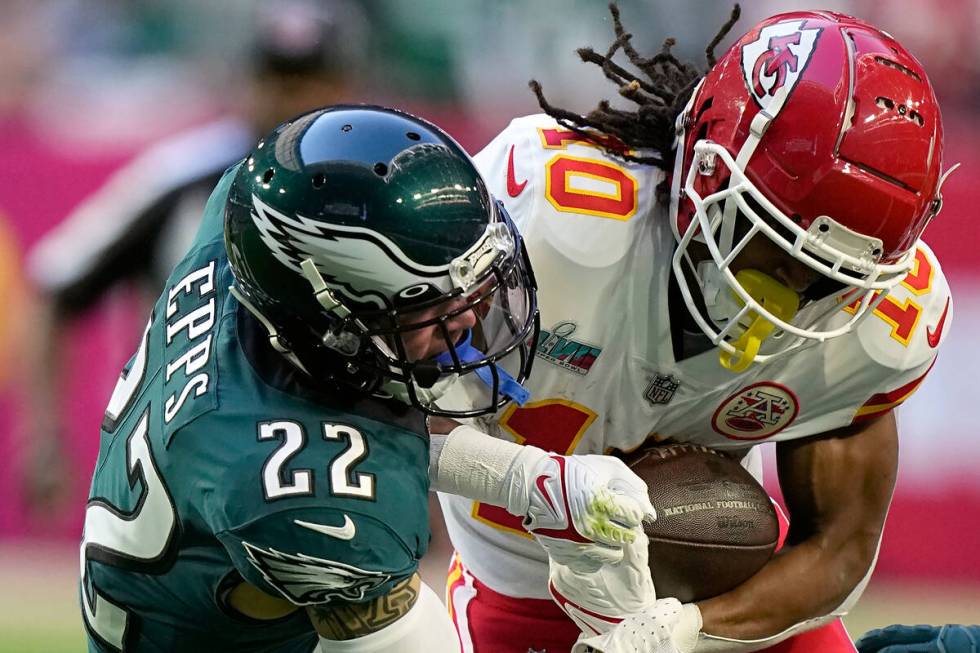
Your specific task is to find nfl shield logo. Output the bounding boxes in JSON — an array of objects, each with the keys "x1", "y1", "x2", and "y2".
[{"x1": 645, "y1": 374, "x2": 680, "y2": 405}]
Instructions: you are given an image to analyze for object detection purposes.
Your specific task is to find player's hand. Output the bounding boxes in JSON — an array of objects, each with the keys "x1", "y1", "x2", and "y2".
[
  {"x1": 856, "y1": 624, "x2": 980, "y2": 653},
  {"x1": 549, "y1": 538, "x2": 701, "y2": 653},
  {"x1": 572, "y1": 600, "x2": 702, "y2": 653},
  {"x1": 514, "y1": 451, "x2": 656, "y2": 573},
  {"x1": 570, "y1": 596, "x2": 702, "y2": 653},
  {"x1": 548, "y1": 531, "x2": 656, "y2": 634}
]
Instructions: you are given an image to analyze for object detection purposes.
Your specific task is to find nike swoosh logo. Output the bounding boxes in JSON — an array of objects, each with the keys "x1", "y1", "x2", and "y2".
[
  {"x1": 926, "y1": 297, "x2": 950, "y2": 348},
  {"x1": 535, "y1": 474, "x2": 560, "y2": 517},
  {"x1": 295, "y1": 515, "x2": 356, "y2": 541},
  {"x1": 506, "y1": 144, "x2": 528, "y2": 197}
]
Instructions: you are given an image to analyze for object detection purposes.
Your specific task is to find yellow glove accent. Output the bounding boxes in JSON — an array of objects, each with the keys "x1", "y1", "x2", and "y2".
[
  {"x1": 584, "y1": 491, "x2": 638, "y2": 545},
  {"x1": 719, "y1": 270, "x2": 800, "y2": 372}
]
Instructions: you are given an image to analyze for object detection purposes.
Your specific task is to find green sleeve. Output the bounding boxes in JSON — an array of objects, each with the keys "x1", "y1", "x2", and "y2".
[
  {"x1": 216, "y1": 505, "x2": 419, "y2": 605},
  {"x1": 188, "y1": 405, "x2": 431, "y2": 606}
]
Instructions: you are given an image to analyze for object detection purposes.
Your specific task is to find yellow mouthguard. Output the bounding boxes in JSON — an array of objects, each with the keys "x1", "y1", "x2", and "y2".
[{"x1": 719, "y1": 270, "x2": 800, "y2": 372}]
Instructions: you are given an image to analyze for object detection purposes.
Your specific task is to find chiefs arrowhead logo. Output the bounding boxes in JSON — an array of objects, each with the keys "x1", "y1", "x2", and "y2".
[
  {"x1": 741, "y1": 20, "x2": 822, "y2": 113},
  {"x1": 712, "y1": 382, "x2": 800, "y2": 441}
]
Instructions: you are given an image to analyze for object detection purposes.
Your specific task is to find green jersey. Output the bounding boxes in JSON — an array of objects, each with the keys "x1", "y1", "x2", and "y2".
[{"x1": 80, "y1": 166, "x2": 431, "y2": 653}]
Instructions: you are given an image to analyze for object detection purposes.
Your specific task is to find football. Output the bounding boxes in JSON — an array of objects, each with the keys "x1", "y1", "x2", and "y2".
[{"x1": 621, "y1": 443, "x2": 779, "y2": 603}]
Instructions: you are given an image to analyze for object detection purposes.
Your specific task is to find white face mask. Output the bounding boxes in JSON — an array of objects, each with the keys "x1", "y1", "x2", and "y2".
[
  {"x1": 688, "y1": 259, "x2": 808, "y2": 371},
  {"x1": 697, "y1": 260, "x2": 742, "y2": 329},
  {"x1": 669, "y1": 139, "x2": 917, "y2": 371}
]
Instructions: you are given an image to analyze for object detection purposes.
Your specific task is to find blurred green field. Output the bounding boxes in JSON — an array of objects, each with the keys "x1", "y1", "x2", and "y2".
[{"x1": 4, "y1": 540, "x2": 978, "y2": 653}]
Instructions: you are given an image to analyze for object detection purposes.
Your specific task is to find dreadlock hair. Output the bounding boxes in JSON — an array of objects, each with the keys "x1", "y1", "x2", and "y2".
[{"x1": 529, "y1": 3, "x2": 741, "y2": 169}]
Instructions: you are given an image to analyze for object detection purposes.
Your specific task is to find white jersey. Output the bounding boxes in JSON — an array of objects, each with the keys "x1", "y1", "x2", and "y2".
[{"x1": 439, "y1": 114, "x2": 952, "y2": 598}]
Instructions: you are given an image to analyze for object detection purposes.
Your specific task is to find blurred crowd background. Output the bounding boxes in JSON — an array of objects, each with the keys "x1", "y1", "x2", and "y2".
[{"x1": 1, "y1": 0, "x2": 978, "y2": 649}]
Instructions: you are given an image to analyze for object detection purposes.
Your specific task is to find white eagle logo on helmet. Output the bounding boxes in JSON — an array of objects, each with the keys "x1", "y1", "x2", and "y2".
[{"x1": 248, "y1": 194, "x2": 456, "y2": 309}]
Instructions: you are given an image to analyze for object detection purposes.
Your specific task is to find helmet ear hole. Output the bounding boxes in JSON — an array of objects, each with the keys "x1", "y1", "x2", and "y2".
[
  {"x1": 311, "y1": 173, "x2": 326, "y2": 188},
  {"x1": 373, "y1": 162, "x2": 388, "y2": 176},
  {"x1": 262, "y1": 169, "x2": 275, "y2": 184}
]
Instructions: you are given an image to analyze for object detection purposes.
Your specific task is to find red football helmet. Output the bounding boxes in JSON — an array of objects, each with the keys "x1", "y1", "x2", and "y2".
[{"x1": 669, "y1": 11, "x2": 949, "y2": 369}]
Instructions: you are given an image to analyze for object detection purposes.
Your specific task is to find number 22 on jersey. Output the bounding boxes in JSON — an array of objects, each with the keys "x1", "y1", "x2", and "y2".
[{"x1": 472, "y1": 399, "x2": 596, "y2": 537}]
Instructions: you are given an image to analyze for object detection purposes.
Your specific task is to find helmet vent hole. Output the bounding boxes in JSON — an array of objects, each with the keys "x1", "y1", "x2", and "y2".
[
  {"x1": 875, "y1": 97, "x2": 924, "y2": 126},
  {"x1": 818, "y1": 223, "x2": 830, "y2": 233},
  {"x1": 373, "y1": 162, "x2": 389, "y2": 176},
  {"x1": 262, "y1": 169, "x2": 275, "y2": 184},
  {"x1": 406, "y1": 132, "x2": 421, "y2": 141},
  {"x1": 873, "y1": 56, "x2": 921, "y2": 81},
  {"x1": 312, "y1": 173, "x2": 326, "y2": 188},
  {"x1": 342, "y1": 124, "x2": 353, "y2": 132},
  {"x1": 694, "y1": 97, "x2": 713, "y2": 123}
]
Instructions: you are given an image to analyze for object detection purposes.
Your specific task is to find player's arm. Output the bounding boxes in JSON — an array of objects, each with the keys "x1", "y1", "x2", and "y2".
[
  {"x1": 307, "y1": 574, "x2": 460, "y2": 652},
  {"x1": 695, "y1": 411, "x2": 898, "y2": 647},
  {"x1": 305, "y1": 574, "x2": 422, "y2": 641},
  {"x1": 228, "y1": 573, "x2": 461, "y2": 652},
  {"x1": 429, "y1": 418, "x2": 656, "y2": 572},
  {"x1": 564, "y1": 413, "x2": 898, "y2": 653}
]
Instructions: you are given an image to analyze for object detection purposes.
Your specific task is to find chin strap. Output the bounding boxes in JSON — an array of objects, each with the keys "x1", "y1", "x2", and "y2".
[{"x1": 433, "y1": 330, "x2": 529, "y2": 406}]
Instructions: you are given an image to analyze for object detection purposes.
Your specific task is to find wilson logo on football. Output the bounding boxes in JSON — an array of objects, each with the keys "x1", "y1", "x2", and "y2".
[
  {"x1": 741, "y1": 20, "x2": 821, "y2": 112},
  {"x1": 712, "y1": 382, "x2": 799, "y2": 440}
]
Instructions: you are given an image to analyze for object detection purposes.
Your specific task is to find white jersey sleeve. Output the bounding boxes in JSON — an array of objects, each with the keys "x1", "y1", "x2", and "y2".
[{"x1": 835, "y1": 242, "x2": 950, "y2": 425}]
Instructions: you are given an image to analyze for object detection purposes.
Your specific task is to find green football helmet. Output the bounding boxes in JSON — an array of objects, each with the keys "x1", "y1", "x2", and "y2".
[{"x1": 224, "y1": 105, "x2": 539, "y2": 416}]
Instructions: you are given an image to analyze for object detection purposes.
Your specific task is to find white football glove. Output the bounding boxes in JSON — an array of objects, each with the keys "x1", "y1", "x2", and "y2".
[
  {"x1": 427, "y1": 423, "x2": 654, "y2": 574},
  {"x1": 549, "y1": 535, "x2": 702, "y2": 653},
  {"x1": 572, "y1": 598, "x2": 703, "y2": 653},
  {"x1": 511, "y1": 451, "x2": 657, "y2": 573}
]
